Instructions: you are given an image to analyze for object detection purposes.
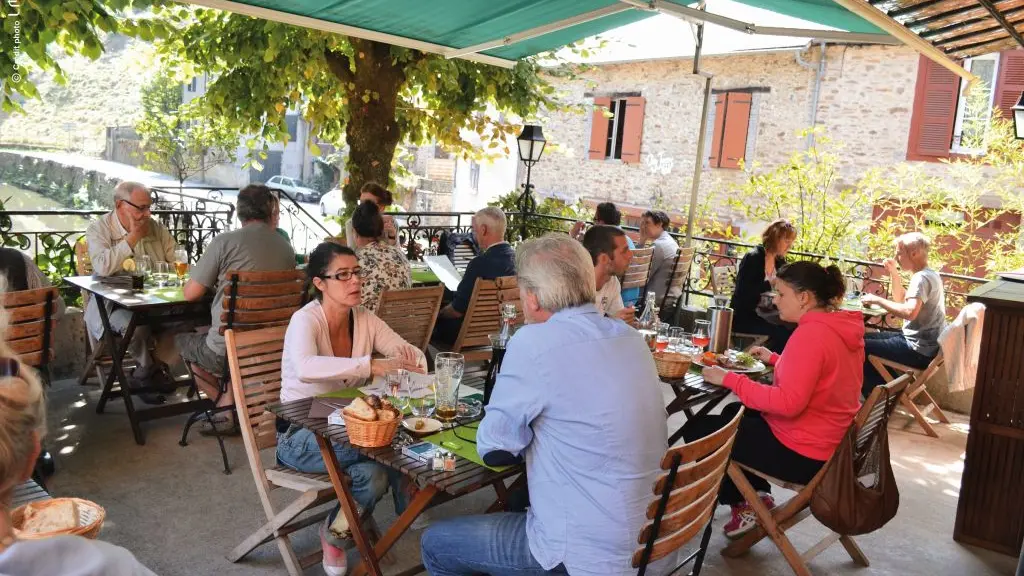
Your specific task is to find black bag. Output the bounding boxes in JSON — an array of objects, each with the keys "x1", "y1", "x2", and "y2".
[{"x1": 810, "y1": 391, "x2": 900, "y2": 535}]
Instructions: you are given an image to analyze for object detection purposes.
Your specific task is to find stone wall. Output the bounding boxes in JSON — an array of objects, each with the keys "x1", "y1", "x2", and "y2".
[
  {"x1": 0, "y1": 150, "x2": 119, "y2": 209},
  {"x1": 531, "y1": 44, "x2": 943, "y2": 212}
]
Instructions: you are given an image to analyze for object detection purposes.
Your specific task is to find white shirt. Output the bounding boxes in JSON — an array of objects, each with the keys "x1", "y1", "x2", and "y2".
[{"x1": 595, "y1": 274, "x2": 624, "y2": 317}]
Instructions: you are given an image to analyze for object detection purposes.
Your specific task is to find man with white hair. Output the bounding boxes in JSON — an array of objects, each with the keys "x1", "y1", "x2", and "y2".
[
  {"x1": 85, "y1": 181, "x2": 177, "y2": 401},
  {"x1": 860, "y1": 231, "x2": 946, "y2": 396},
  {"x1": 432, "y1": 206, "x2": 516, "y2": 343},
  {"x1": 421, "y1": 234, "x2": 668, "y2": 576}
]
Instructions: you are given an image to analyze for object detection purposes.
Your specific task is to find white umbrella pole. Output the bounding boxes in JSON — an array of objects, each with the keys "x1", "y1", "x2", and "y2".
[{"x1": 685, "y1": 20, "x2": 712, "y2": 246}]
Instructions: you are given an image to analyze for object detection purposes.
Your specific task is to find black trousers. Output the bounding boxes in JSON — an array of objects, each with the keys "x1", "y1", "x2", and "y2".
[{"x1": 680, "y1": 402, "x2": 825, "y2": 506}]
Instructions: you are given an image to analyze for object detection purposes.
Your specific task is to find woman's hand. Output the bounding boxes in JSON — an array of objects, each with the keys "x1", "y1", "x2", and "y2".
[
  {"x1": 393, "y1": 345, "x2": 427, "y2": 373},
  {"x1": 860, "y1": 293, "x2": 881, "y2": 306},
  {"x1": 702, "y1": 366, "x2": 728, "y2": 386},
  {"x1": 570, "y1": 220, "x2": 586, "y2": 239},
  {"x1": 748, "y1": 346, "x2": 773, "y2": 363},
  {"x1": 881, "y1": 258, "x2": 899, "y2": 277},
  {"x1": 370, "y1": 354, "x2": 424, "y2": 377}
]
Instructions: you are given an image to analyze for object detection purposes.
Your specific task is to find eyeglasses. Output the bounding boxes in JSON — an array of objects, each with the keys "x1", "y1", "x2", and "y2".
[
  {"x1": 0, "y1": 357, "x2": 21, "y2": 379},
  {"x1": 319, "y1": 269, "x2": 364, "y2": 282},
  {"x1": 121, "y1": 199, "x2": 152, "y2": 213}
]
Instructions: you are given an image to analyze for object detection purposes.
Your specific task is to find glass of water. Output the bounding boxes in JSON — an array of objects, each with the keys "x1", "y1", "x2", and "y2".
[
  {"x1": 409, "y1": 391, "x2": 436, "y2": 418},
  {"x1": 668, "y1": 327, "x2": 684, "y2": 353},
  {"x1": 155, "y1": 262, "x2": 171, "y2": 287},
  {"x1": 136, "y1": 255, "x2": 152, "y2": 286}
]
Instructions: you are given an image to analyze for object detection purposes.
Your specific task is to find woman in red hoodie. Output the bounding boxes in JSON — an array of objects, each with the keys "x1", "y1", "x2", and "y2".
[{"x1": 683, "y1": 261, "x2": 864, "y2": 538}]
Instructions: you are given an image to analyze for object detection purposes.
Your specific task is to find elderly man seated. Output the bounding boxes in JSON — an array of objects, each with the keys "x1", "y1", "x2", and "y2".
[
  {"x1": 85, "y1": 181, "x2": 177, "y2": 401},
  {"x1": 420, "y1": 234, "x2": 668, "y2": 576},
  {"x1": 860, "y1": 231, "x2": 946, "y2": 397},
  {"x1": 582, "y1": 225, "x2": 635, "y2": 323},
  {"x1": 432, "y1": 206, "x2": 516, "y2": 344}
]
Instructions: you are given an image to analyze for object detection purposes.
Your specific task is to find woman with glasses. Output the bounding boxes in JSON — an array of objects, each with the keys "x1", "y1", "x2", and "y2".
[
  {"x1": 352, "y1": 201, "x2": 411, "y2": 312},
  {"x1": 278, "y1": 241, "x2": 424, "y2": 576},
  {"x1": 0, "y1": 334, "x2": 156, "y2": 573}
]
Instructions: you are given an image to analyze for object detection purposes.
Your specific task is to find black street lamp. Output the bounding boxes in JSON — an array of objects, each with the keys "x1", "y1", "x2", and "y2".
[
  {"x1": 516, "y1": 125, "x2": 546, "y2": 239},
  {"x1": 1013, "y1": 91, "x2": 1024, "y2": 141}
]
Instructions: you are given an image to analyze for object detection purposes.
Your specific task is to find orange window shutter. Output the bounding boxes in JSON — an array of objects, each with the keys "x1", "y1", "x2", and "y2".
[
  {"x1": 994, "y1": 49, "x2": 1024, "y2": 120},
  {"x1": 619, "y1": 96, "x2": 646, "y2": 164},
  {"x1": 588, "y1": 97, "x2": 611, "y2": 160},
  {"x1": 719, "y1": 92, "x2": 751, "y2": 170},
  {"x1": 709, "y1": 93, "x2": 726, "y2": 168},
  {"x1": 907, "y1": 54, "x2": 960, "y2": 160}
]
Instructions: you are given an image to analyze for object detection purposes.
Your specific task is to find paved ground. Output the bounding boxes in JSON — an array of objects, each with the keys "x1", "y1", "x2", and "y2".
[{"x1": 42, "y1": 377, "x2": 1017, "y2": 576}]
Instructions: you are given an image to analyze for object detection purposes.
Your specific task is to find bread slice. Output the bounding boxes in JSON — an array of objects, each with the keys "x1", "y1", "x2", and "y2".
[
  {"x1": 20, "y1": 500, "x2": 79, "y2": 534},
  {"x1": 343, "y1": 397, "x2": 378, "y2": 421},
  {"x1": 377, "y1": 409, "x2": 397, "y2": 422}
]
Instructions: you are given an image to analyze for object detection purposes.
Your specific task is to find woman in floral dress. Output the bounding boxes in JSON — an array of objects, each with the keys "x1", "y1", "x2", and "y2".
[{"x1": 352, "y1": 201, "x2": 411, "y2": 312}]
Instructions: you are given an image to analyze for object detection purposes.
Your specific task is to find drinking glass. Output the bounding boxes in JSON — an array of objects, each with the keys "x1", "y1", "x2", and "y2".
[
  {"x1": 656, "y1": 323, "x2": 670, "y2": 352},
  {"x1": 136, "y1": 255, "x2": 152, "y2": 286},
  {"x1": 692, "y1": 319, "x2": 711, "y2": 353},
  {"x1": 386, "y1": 368, "x2": 410, "y2": 413},
  {"x1": 409, "y1": 390, "x2": 436, "y2": 418},
  {"x1": 668, "y1": 327, "x2": 684, "y2": 353},
  {"x1": 155, "y1": 262, "x2": 171, "y2": 288},
  {"x1": 434, "y1": 352, "x2": 464, "y2": 423},
  {"x1": 173, "y1": 248, "x2": 189, "y2": 286}
]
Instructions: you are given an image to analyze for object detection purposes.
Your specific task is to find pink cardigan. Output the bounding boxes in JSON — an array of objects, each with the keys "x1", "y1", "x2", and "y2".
[{"x1": 280, "y1": 300, "x2": 427, "y2": 403}]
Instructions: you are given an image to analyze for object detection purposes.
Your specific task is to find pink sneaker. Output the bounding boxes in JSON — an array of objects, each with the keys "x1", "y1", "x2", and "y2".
[
  {"x1": 723, "y1": 494, "x2": 775, "y2": 539},
  {"x1": 319, "y1": 518, "x2": 348, "y2": 576}
]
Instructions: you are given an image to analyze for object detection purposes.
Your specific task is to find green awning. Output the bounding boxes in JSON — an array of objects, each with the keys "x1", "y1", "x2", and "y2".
[{"x1": 184, "y1": 0, "x2": 886, "y2": 66}]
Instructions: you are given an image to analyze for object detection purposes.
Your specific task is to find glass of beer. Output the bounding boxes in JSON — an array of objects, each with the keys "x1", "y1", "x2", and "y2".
[
  {"x1": 434, "y1": 352, "x2": 464, "y2": 423},
  {"x1": 173, "y1": 248, "x2": 189, "y2": 286}
]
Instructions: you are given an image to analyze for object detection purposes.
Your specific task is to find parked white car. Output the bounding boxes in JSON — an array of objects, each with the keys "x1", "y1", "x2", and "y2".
[
  {"x1": 265, "y1": 175, "x2": 321, "y2": 203},
  {"x1": 319, "y1": 187, "x2": 346, "y2": 217}
]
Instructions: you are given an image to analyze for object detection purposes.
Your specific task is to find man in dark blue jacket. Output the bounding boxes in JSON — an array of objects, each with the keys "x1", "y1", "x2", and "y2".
[{"x1": 432, "y1": 207, "x2": 516, "y2": 344}]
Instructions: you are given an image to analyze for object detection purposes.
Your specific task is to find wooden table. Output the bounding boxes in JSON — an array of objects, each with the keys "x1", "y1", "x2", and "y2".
[
  {"x1": 12, "y1": 479, "x2": 50, "y2": 508},
  {"x1": 663, "y1": 371, "x2": 731, "y2": 445},
  {"x1": 269, "y1": 396, "x2": 523, "y2": 576},
  {"x1": 64, "y1": 275, "x2": 213, "y2": 445}
]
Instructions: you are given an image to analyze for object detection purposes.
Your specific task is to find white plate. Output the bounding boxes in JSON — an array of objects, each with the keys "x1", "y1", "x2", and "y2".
[
  {"x1": 402, "y1": 417, "x2": 442, "y2": 434},
  {"x1": 692, "y1": 357, "x2": 767, "y2": 374}
]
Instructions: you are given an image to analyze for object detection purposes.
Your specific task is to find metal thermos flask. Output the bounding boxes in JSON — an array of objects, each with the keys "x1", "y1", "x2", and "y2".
[{"x1": 707, "y1": 306, "x2": 733, "y2": 353}]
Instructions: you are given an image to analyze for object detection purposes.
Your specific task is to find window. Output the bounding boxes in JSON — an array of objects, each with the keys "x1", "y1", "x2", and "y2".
[
  {"x1": 908, "y1": 50, "x2": 1024, "y2": 161},
  {"x1": 469, "y1": 161, "x2": 480, "y2": 192},
  {"x1": 285, "y1": 114, "x2": 299, "y2": 141},
  {"x1": 588, "y1": 95, "x2": 645, "y2": 164},
  {"x1": 707, "y1": 91, "x2": 755, "y2": 169},
  {"x1": 186, "y1": 78, "x2": 197, "y2": 92}
]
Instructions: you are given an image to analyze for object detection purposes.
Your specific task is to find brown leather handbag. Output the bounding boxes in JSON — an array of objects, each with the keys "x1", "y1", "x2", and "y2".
[{"x1": 810, "y1": 397, "x2": 900, "y2": 535}]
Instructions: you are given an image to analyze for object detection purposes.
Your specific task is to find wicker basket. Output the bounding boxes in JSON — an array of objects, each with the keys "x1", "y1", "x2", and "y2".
[
  {"x1": 12, "y1": 498, "x2": 106, "y2": 540},
  {"x1": 343, "y1": 413, "x2": 402, "y2": 447},
  {"x1": 653, "y1": 351, "x2": 693, "y2": 379}
]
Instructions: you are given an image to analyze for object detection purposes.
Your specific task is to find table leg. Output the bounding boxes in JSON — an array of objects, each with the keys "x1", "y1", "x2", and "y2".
[
  {"x1": 349, "y1": 483, "x2": 439, "y2": 576},
  {"x1": 485, "y1": 473, "x2": 527, "y2": 513},
  {"x1": 314, "y1": 434, "x2": 384, "y2": 576},
  {"x1": 667, "y1": 391, "x2": 730, "y2": 446},
  {"x1": 96, "y1": 302, "x2": 145, "y2": 445}
]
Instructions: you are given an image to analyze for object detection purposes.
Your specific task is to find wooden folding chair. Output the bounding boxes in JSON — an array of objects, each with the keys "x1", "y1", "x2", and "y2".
[
  {"x1": 2, "y1": 287, "x2": 58, "y2": 383},
  {"x1": 868, "y1": 353, "x2": 949, "y2": 438},
  {"x1": 659, "y1": 247, "x2": 697, "y2": 321},
  {"x1": 624, "y1": 246, "x2": 654, "y2": 298},
  {"x1": 633, "y1": 407, "x2": 745, "y2": 576},
  {"x1": 430, "y1": 276, "x2": 515, "y2": 363},
  {"x1": 74, "y1": 238, "x2": 117, "y2": 387},
  {"x1": 179, "y1": 269, "x2": 306, "y2": 474},
  {"x1": 225, "y1": 325, "x2": 336, "y2": 576},
  {"x1": 376, "y1": 285, "x2": 444, "y2": 352},
  {"x1": 722, "y1": 373, "x2": 913, "y2": 576},
  {"x1": 451, "y1": 243, "x2": 477, "y2": 272}
]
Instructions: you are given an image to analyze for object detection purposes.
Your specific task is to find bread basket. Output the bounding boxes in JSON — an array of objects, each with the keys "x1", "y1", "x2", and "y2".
[
  {"x1": 653, "y1": 351, "x2": 693, "y2": 379},
  {"x1": 343, "y1": 413, "x2": 402, "y2": 448},
  {"x1": 12, "y1": 497, "x2": 106, "y2": 540}
]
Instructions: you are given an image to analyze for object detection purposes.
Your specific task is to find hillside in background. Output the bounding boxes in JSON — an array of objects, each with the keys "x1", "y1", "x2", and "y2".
[{"x1": 0, "y1": 35, "x2": 156, "y2": 157}]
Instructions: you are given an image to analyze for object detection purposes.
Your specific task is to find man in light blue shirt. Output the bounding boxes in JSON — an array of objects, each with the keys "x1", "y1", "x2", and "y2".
[{"x1": 420, "y1": 234, "x2": 668, "y2": 576}]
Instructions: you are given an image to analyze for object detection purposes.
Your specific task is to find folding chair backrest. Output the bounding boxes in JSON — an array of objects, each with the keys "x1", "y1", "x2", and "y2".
[
  {"x1": 376, "y1": 285, "x2": 444, "y2": 352},
  {"x1": 451, "y1": 244, "x2": 477, "y2": 272},
  {"x1": 495, "y1": 276, "x2": 524, "y2": 327},
  {"x1": 74, "y1": 238, "x2": 93, "y2": 309},
  {"x1": 711, "y1": 265, "x2": 736, "y2": 295},
  {"x1": 219, "y1": 269, "x2": 307, "y2": 335},
  {"x1": 660, "y1": 246, "x2": 697, "y2": 310},
  {"x1": 623, "y1": 247, "x2": 654, "y2": 291},
  {"x1": 633, "y1": 407, "x2": 745, "y2": 570},
  {"x1": 854, "y1": 373, "x2": 912, "y2": 458},
  {"x1": 1, "y1": 287, "x2": 58, "y2": 370},
  {"x1": 451, "y1": 276, "x2": 515, "y2": 353},
  {"x1": 226, "y1": 326, "x2": 287, "y2": 452}
]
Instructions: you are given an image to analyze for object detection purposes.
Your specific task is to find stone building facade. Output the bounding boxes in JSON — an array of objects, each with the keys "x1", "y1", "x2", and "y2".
[{"x1": 529, "y1": 43, "x2": 1018, "y2": 220}]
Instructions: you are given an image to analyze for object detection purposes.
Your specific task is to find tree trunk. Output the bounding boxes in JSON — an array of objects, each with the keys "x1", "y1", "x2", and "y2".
[{"x1": 329, "y1": 39, "x2": 408, "y2": 208}]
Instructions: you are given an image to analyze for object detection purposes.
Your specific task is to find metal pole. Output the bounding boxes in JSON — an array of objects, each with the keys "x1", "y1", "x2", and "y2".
[
  {"x1": 518, "y1": 162, "x2": 535, "y2": 241},
  {"x1": 685, "y1": 22, "x2": 712, "y2": 246}
]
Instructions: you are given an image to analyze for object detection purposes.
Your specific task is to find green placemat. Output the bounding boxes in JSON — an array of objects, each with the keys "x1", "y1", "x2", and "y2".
[
  {"x1": 319, "y1": 388, "x2": 366, "y2": 399},
  {"x1": 422, "y1": 423, "x2": 511, "y2": 472},
  {"x1": 411, "y1": 269, "x2": 439, "y2": 284},
  {"x1": 148, "y1": 287, "x2": 185, "y2": 302}
]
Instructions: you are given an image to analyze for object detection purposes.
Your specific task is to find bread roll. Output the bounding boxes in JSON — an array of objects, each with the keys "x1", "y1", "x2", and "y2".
[
  {"x1": 344, "y1": 397, "x2": 378, "y2": 421},
  {"x1": 377, "y1": 409, "x2": 397, "y2": 422},
  {"x1": 20, "y1": 500, "x2": 78, "y2": 534},
  {"x1": 365, "y1": 394, "x2": 382, "y2": 409}
]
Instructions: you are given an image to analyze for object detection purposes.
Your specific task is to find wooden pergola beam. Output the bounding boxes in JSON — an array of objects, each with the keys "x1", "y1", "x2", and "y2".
[{"x1": 975, "y1": 0, "x2": 1024, "y2": 48}]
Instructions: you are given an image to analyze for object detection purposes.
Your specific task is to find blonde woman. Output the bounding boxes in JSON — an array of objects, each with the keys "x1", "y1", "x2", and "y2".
[{"x1": 0, "y1": 340, "x2": 156, "y2": 573}]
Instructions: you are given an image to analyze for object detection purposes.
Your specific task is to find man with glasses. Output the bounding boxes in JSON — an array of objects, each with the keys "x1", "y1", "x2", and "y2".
[{"x1": 85, "y1": 181, "x2": 177, "y2": 402}]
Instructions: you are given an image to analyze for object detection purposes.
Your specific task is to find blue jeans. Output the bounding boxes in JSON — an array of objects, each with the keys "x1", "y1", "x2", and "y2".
[
  {"x1": 421, "y1": 513, "x2": 566, "y2": 576},
  {"x1": 276, "y1": 426, "x2": 408, "y2": 515},
  {"x1": 862, "y1": 331, "x2": 934, "y2": 397}
]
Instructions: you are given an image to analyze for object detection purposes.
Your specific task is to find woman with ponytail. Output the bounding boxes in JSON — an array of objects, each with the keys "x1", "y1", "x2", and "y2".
[
  {"x1": 0, "y1": 317, "x2": 156, "y2": 574},
  {"x1": 682, "y1": 261, "x2": 865, "y2": 539}
]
